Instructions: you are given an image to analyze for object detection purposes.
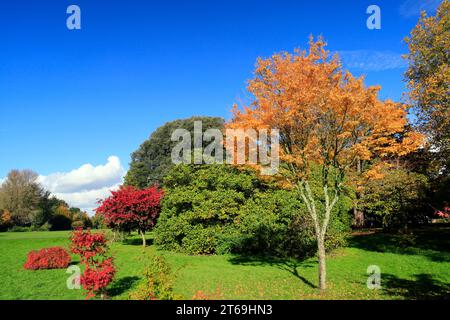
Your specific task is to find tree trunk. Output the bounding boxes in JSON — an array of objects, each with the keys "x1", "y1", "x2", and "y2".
[
  {"x1": 353, "y1": 206, "x2": 365, "y2": 227},
  {"x1": 140, "y1": 229, "x2": 146, "y2": 247},
  {"x1": 317, "y1": 236, "x2": 327, "y2": 290}
]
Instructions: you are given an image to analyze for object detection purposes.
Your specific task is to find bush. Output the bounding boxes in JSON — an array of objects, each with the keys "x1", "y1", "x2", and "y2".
[
  {"x1": 129, "y1": 255, "x2": 178, "y2": 300},
  {"x1": 24, "y1": 247, "x2": 71, "y2": 270},
  {"x1": 70, "y1": 229, "x2": 108, "y2": 264},
  {"x1": 70, "y1": 229, "x2": 116, "y2": 299},
  {"x1": 361, "y1": 167, "x2": 429, "y2": 231},
  {"x1": 49, "y1": 214, "x2": 72, "y2": 231},
  {"x1": 154, "y1": 164, "x2": 352, "y2": 257},
  {"x1": 8, "y1": 226, "x2": 32, "y2": 232},
  {"x1": 81, "y1": 258, "x2": 116, "y2": 300},
  {"x1": 192, "y1": 287, "x2": 224, "y2": 300}
]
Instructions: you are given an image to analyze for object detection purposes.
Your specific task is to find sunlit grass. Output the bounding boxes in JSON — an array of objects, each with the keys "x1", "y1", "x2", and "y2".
[{"x1": 0, "y1": 226, "x2": 449, "y2": 300}]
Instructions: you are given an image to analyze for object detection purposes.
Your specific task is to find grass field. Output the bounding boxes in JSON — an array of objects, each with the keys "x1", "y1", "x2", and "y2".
[{"x1": 0, "y1": 225, "x2": 449, "y2": 300}]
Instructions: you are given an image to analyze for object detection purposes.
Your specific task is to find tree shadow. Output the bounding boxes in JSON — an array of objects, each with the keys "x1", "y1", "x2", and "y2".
[
  {"x1": 107, "y1": 276, "x2": 140, "y2": 297},
  {"x1": 382, "y1": 273, "x2": 450, "y2": 300},
  {"x1": 348, "y1": 224, "x2": 450, "y2": 262},
  {"x1": 122, "y1": 238, "x2": 154, "y2": 246},
  {"x1": 228, "y1": 255, "x2": 317, "y2": 289}
]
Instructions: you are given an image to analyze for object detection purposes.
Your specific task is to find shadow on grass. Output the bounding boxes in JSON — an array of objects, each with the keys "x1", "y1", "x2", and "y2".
[
  {"x1": 228, "y1": 255, "x2": 317, "y2": 289},
  {"x1": 122, "y1": 238, "x2": 154, "y2": 246},
  {"x1": 382, "y1": 273, "x2": 450, "y2": 300},
  {"x1": 348, "y1": 224, "x2": 450, "y2": 262},
  {"x1": 107, "y1": 276, "x2": 140, "y2": 297}
]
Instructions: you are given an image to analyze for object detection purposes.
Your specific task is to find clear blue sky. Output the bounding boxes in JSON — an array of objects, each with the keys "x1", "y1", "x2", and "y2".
[{"x1": 0, "y1": 0, "x2": 441, "y2": 178}]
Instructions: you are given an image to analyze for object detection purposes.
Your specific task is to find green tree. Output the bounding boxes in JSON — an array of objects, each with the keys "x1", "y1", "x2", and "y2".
[
  {"x1": 124, "y1": 116, "x2": 224, "y2": 188},
  {"x1": 361, "y1": 167, "x2": 429, "y2": 231}
]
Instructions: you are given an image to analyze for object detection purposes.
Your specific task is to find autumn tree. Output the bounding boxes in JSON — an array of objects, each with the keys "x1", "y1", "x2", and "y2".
[
  {"x1": 96, "y1": 186, "x2": 164, "y2": 247},
  {"x1": 228, "y1": 38, "x2": 423, "y2": 290},
  {"x1": 0, "y1": 170, "x2": 44, "y2": 226},
  {"x1": 404, "y1": 0, "x2": 449, "y2": 176}
]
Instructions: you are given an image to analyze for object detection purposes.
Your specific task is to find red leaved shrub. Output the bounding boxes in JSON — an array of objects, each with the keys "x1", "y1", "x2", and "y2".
[
  {"x1": 24, "y1": 247, "x2": 71, "y2": 270},
  {"x1": 81, "y1": 258, "x2": 116, "y2": 300},
  {"x1": 70, "y1": 229, "x2": 116, "y2": 299},
  {"x1": 70, "y1": 228, "x2": 108, "y2": 264}
]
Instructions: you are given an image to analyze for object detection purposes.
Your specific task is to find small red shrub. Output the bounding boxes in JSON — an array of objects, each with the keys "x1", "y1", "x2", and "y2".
[
  {"x1": 24, "y1": 247, "x2": 71, "y2": 270},
  {"x1": 435, "y1": 206, "x2": 450, "y2": 219},
  {"x1": 70, "y1": 229, "x2": 116, "y2": 299},
  {"x1": 70, "y1": 228, "x2": 108, "y2": 264},
  {"x1": 81, "y1": 258, "x2": 116, "y2": 299}
]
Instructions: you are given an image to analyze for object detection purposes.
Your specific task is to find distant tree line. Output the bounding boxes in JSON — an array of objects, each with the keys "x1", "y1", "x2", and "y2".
[{"x1": 0, "y1": 169, "x2": 101, "y2": 232}]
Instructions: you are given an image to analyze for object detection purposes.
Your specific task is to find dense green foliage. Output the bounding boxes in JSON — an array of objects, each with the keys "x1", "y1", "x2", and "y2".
[
  {"x1": 154, "y1": 164, "x2": 351, "y2": 257},
  {"x1": 124, "y1": 116, "x2": 225, "y2": 188},
  {"x1": 361, "y1": 168, "x2": 430, "y2": 230}
]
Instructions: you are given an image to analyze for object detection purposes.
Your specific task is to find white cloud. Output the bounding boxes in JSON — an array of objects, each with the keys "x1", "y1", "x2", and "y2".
[
  {"x1": 399, "y1": 0, "x2": 441, "y2": 18},
  {"x1": 37, "y1": 156, "x2": 126, "y2": 214},
  {"x1": 38, "y1": 156, "x2": 125, "y2": 193},
  {"x1": 338, "y1": 50, "x2": 407, "y2": 72},
  {"x1": 53, "y1": 184, "x2": 122, "y2": 215}
]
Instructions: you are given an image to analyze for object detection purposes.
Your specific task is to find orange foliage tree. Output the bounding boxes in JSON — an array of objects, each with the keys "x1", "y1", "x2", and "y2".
[{"x1": 228, "y1": 38, "x2": 423, "y2": 290}]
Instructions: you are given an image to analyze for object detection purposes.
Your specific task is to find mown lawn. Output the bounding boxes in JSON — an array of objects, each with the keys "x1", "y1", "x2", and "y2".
[{"x1": 0, "y1": 225, "x2": 449, "y2": 300}]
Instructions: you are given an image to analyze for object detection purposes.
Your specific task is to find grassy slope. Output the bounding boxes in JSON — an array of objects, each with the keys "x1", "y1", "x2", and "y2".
[{"x1": 0, "y1": 226, "x2": 449, "y2": 300}]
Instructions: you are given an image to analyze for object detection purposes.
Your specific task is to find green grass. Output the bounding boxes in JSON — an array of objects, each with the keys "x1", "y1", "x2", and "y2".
[{"x1": 0, "y1": 225, "x2": 449, "y2": 300}]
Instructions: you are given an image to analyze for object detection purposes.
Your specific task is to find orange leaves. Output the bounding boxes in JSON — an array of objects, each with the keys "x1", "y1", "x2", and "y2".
[{"x1": 228, "y1": 38, "x2": 423, "y2": 178}]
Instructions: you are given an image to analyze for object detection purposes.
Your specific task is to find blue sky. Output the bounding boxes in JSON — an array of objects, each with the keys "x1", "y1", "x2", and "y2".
[{"x1": 0, "y1": 0, "x2": 442, "y2": 211}]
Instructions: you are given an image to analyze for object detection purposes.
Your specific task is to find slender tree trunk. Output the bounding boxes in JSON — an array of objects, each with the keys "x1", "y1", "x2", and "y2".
[
  {"x1": 140, "y1": 229, "x2": 146, "y2": 247},
  {"x1": 317, "y1": 236, "x2": 327, "y2": 290},
  {"x1": 353, "y1": 159, "x2": 365, "y2": 227}
]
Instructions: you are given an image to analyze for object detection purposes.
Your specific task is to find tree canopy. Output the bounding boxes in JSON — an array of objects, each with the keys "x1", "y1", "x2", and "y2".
[{"x1": 124, "y1": 116, "x2": 225, "y2": 188}]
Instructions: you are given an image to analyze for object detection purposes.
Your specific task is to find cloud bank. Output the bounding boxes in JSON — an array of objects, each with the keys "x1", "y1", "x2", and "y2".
[{"x1": 37, "y1": 156, "x2": 125, "y2": 214}]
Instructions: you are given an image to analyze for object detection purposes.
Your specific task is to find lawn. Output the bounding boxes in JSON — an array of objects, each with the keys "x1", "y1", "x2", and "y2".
[{"x1": 0, "y1": 225, "x2": 449, "y2": 300}]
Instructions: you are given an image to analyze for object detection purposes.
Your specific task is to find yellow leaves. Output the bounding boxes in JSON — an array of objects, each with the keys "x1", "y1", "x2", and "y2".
[
  {"x1": 363, "y1": 163, "x2": 389, "y2": 181},
  {"x1": 350, "y1": 144, "x2": 372, "y2": 161}
]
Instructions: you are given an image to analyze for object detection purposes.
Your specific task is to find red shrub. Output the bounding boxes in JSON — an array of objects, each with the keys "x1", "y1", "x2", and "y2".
[
  {"x1": 435, "y1": 206, "x2": 450, "y2": 219},
  {"x1": 24, "y1": 247, "x2": 71, "y2": 270},
  {"x1": 70, "y1": 229, "x2": 116, "y2": 299},
  {"x1": 70, "y1": 228, "x2": 108, "y2": 264},
  {"x1": 81, "y1": 258, "x2": 116, "y2": 299}
]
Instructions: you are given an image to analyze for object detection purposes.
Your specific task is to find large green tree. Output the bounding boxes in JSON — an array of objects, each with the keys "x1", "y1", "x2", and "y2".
[{"x1": 125, "y1": 116, "x2": 224, "y2": 188}]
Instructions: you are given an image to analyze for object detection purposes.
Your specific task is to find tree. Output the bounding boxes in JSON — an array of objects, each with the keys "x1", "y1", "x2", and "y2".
[
  {"x1": 228, "y1": 38, "x2": 423, "y2": 290},
  {"x1": 125, "y1": 116, "x2": 225, "y2": 188},
  {"x1": 361, "y1": 166, "x2": 429, "y2": 230},
  {"x1": 404, "y1": 0, "x2": 449, "y2": 176},
  {"x1": 0, "y1": 170, "x2": 44, "y2": 226},
  {"x1": 96, "y1": 186, "x2": 163, "y2": 247}
]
